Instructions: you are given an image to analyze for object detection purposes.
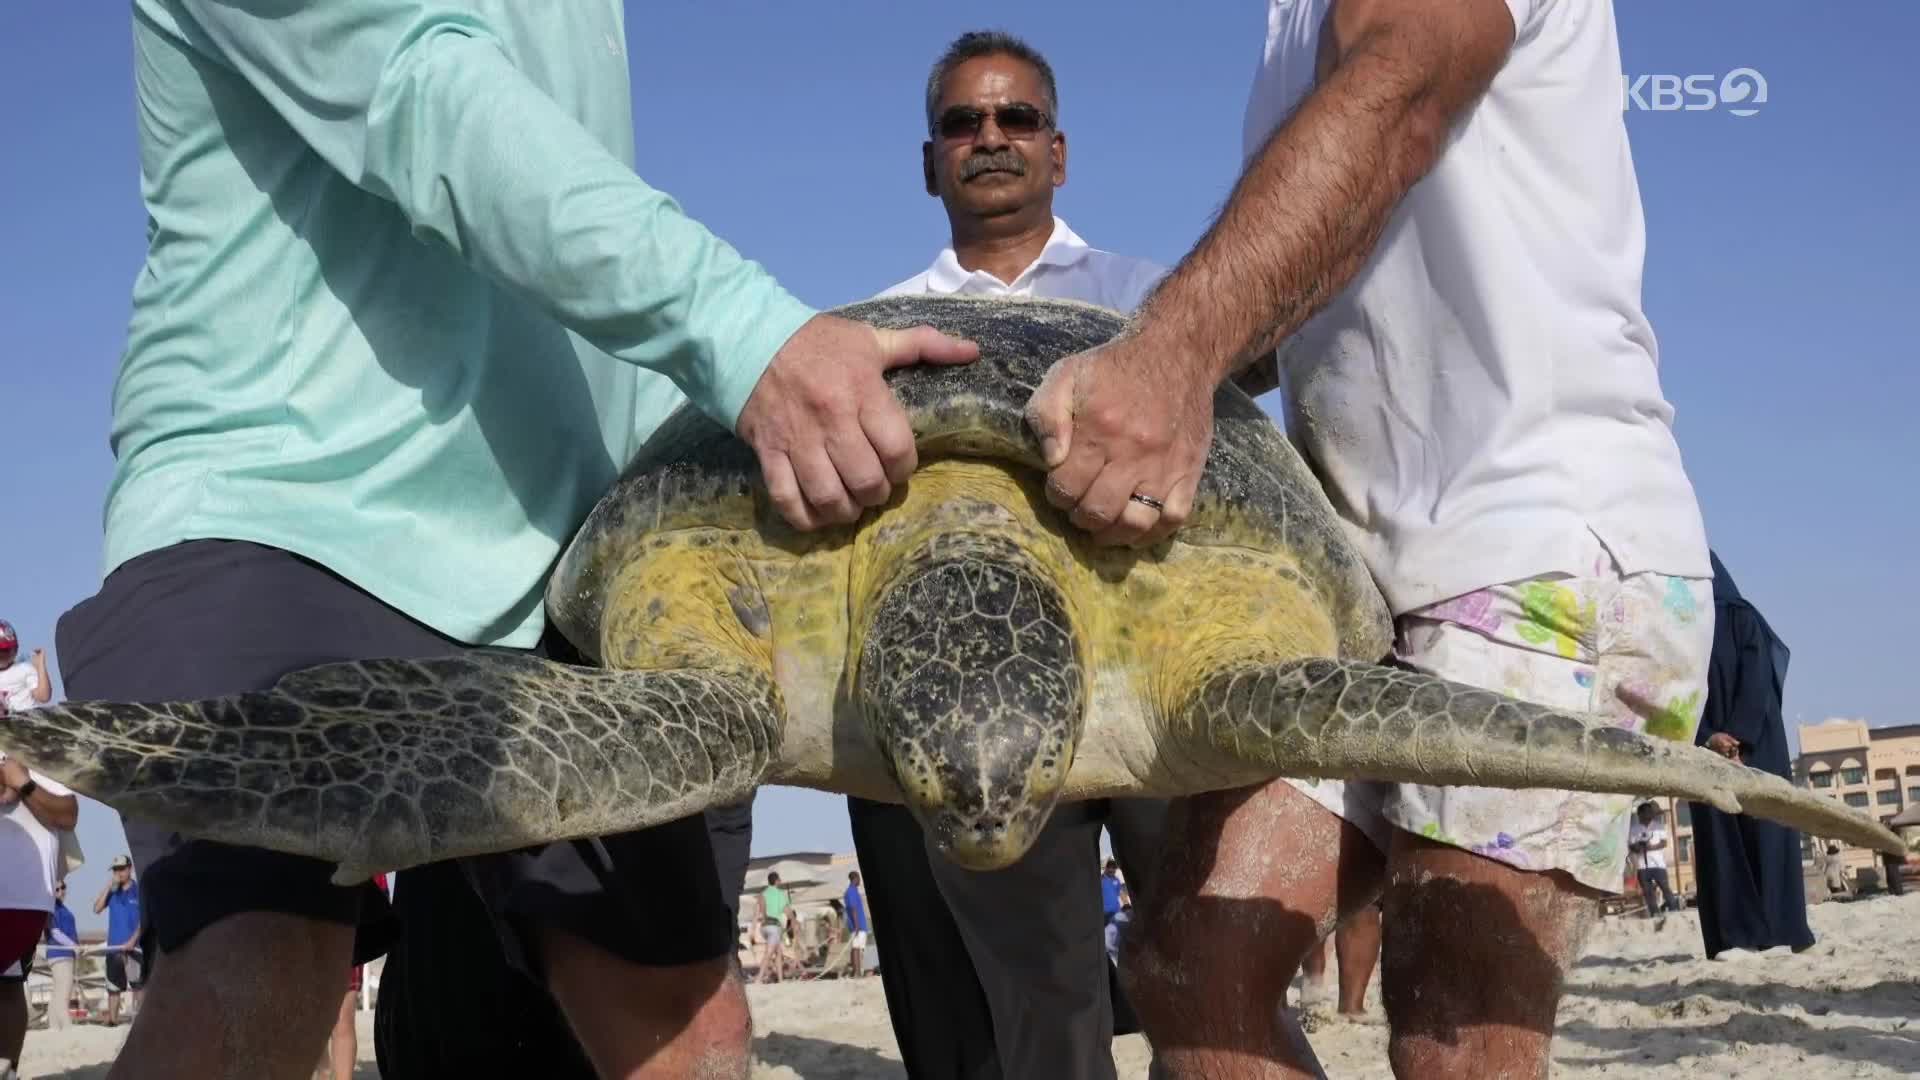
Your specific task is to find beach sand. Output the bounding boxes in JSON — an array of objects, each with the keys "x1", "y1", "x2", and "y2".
[{"x1": 19, "y1": 892, "x2": 1918, "y2": 1078}]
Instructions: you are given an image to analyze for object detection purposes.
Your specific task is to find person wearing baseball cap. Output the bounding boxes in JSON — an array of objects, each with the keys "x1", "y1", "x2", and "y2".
[{"x1": 95, "y1": 854, "x2": 144, "y2": 1026}]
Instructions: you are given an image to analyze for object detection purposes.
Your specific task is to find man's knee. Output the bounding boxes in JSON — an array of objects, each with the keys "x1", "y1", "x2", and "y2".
[
  {"x1": 1380, "y1": 841, "x2": 1595, "y2": 1041},
  {"x1": 541, "y1": 928, "x2": 751, "y2": 1075},
  {"x1": 663, "y1": 966, "x2": 753, "y2": 1075},
  {"x1": 1388, "y1": 1028, "x2": 1543, "y2": 1080},
  {"x1": 1122, "y1": 890, "x2": 1319, "y2": 1030},
  {"x1": 1124, "y1": 785, "x2": 1360, "y2": 1027},
  {"x1": 155, "y1": 911, "x2": 353, "y2": 1001},
  {"x1": 572, "y1": 950, "x2": 744, "y2": 1028},
  {"x1": 661, "y1": 959, "x2": 750, "y2": 1037}
]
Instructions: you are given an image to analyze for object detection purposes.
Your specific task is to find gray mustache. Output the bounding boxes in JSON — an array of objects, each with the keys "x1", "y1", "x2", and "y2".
[{"x1": 960, "y1": 151, "x2": 1026, "y2": 180}]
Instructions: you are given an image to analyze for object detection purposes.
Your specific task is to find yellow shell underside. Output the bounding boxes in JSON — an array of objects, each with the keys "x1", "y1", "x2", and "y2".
[{"x1": 591, "y1": 457, "x2": 1345, "y2": 803}]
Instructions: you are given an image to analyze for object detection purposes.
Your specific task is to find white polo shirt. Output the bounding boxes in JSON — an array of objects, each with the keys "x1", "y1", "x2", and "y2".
[
  {"x1": 1244, "y1": 0, "x2": 1711, "y2": 614},
  {"x1": 878, "y1": 216, "x2": 1165, "y2": 312}
]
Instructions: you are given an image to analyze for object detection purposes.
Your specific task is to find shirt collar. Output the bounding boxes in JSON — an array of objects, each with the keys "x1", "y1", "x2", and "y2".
[{"x1": 923, "y1": 216, "x2": 1090, "y2": 293}]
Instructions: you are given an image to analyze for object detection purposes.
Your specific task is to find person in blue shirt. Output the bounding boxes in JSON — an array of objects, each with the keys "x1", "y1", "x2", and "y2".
[
  {"x1": 842, "y1": 872, "x2": 870, "y2": 978},
  {"x1": 52, "y1": 5, "x2": 975, "y2": 1079},
  {"x1": 1100, "y1": 859, "x2": 1126, "y2": 923},
  {"x1": 42, "y1": 884, "x2": 79, "y2": 1032},
  {"x1": 92, "y1": 856, "x2": 143, "y2": 1028}
]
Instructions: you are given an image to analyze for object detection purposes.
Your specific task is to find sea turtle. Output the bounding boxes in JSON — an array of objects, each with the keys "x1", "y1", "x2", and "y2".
[{"x1": 0, "y1": 295, "x2": 1901, "y2": 882}]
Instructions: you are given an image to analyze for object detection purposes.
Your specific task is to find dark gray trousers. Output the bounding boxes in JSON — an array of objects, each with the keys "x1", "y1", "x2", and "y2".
[
  {"x1": 927, "y1": 797, "x2": 1168, "y2": 1080},
  {"x1": 851, "y1": 795, "x2": 1167, "y2": 1080}
]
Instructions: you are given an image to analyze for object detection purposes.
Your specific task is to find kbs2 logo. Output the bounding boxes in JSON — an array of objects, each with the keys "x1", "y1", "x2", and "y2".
[{"x1": 1622, "y1": 68, "x2": 1768, "y2": 117}]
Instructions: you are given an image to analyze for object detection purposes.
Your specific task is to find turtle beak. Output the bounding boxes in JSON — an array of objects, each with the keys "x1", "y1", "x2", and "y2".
[
  {"x1": 890, "y1": 731, "x2": 1067, "y2": 872},
  {"x1": 853, "y1": 540, "x2": 1088, "y2": 872}
]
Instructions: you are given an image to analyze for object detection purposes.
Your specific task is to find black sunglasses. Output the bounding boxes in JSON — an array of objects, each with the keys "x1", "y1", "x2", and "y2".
[{"x1": 933, "y1": 103, "x2": 1051, "y2": 141}]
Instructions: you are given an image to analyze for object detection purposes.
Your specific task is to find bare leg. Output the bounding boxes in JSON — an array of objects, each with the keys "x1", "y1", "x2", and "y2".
[
  {"x1": 1128, "y1": 781, "x2": 1385, "y2": 1080},
  {"x1": 1380, "y1": 832, "x2": 1599, "y2": 1080},
  {"x1": 310, "y1": 988, "x2": 357, "y2": 1080},
  {"x1": 1298, "y1": 937, "x2": 1327, "y2": 980},
  {"x1": 539, "y1": 926, "x2": 751, "y2": 1080},
  {"x1": 1333, "y1": 905, "x2": 1380, "y2": 1016},
  {"x1": 1298, "y1": 935, "x2": 1329, "y2": 1001},
  {"x1": 329, "y1": 990, "x2": 357, "y2": 1080},
  {"x1": 106, "y1": 913, "x2": 355, "y2": 1080},
  {"x1": 49, "y1": 959, "x2": 74, "y2": 1030}
]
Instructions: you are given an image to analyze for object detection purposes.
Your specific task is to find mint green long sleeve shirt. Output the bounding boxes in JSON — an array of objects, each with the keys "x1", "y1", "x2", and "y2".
[{"x1": 103, "y1": 1, "x2": 816, "y2": 647}]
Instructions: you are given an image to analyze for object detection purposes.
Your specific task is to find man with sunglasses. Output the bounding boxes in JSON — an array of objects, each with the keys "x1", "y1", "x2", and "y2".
[
  {"x1": 1028, "y1": 1, "x2": 1714, "y2": 1078},
  {"x1": 851, "y1": 31, "x2": 1173, "y2": 1080}
]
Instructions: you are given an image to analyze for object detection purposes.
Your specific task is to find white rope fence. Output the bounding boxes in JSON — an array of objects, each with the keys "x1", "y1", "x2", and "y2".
[{"x1": 32, "y1": 942, "x2": 140, "y2": 960}]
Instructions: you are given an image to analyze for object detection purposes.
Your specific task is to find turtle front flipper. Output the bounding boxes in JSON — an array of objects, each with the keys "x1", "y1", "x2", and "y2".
[
  {"x1": 0, "y1": 652, "x2": 783, "y2": 884},
  {"x1": 1172, "y1": 657, "x2": 1905, "y2": 857}
]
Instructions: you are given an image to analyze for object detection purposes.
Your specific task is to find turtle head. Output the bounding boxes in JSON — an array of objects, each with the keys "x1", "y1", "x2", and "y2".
[{"x1": 854, "y1": 533, "x2": 1086, "y2": 871}]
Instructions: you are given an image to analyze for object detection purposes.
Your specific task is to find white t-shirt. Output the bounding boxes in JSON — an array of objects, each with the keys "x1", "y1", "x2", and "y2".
[
  {"x1": 878, "y1": 215, "x2": 1165, "y2": 312},
  {"x1": 1243, "y1": 0, "x2": 1711, "y2": 615},
  {"x1": 0, "y1": 661, "x2": 42, "y2": 714},
  {"x1": 1629, "y1": 819, "x2": 1669, "y2": 871},
  {"x1": 0, "y1": 754, "x2": 75, "y2": 912}
]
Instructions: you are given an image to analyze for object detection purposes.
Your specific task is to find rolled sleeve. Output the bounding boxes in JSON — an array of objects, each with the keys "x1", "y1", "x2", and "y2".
[{"x1": 175, "y1": 0, "x2": 815, "y2": 428}]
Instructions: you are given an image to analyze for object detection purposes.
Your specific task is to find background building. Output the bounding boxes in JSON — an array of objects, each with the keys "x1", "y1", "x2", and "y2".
[{"x1": 1793, "y1": 719, "x2": 1920, "y2": 877}]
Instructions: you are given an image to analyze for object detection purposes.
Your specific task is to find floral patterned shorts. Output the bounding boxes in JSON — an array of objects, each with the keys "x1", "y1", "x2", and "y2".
[{"x1": 1288, "y1": 532, "x2": 1715, "y2": 894}]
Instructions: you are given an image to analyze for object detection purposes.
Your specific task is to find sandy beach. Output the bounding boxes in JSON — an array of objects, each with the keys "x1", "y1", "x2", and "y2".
[{"x1": 19, "y1": 892, "x2": 1918, "y2": 1078}]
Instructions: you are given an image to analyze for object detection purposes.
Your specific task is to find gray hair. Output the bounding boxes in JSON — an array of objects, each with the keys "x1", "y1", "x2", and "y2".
[{"x1": 923, "y1": 30, "x2": 1059, "y2": 133}]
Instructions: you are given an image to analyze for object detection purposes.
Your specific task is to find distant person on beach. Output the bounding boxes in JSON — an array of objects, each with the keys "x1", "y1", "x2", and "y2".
[
  {"x1": 54, "y1": 4, "x2": 973, "y2": 1079},
  {"x1": 757, "y1": 873, "x2": 792, "y2": 984},
  {"x1": 848, "y1": 28, "x2": 1174, "y2": 1080},
  {"x1": 1100, "y1": 860, "x2": 1127, "y2": 924},
  {"x1": 1298, "y1": 901, "x2": 1382, "y2": 1019},
  {"x1": 0, "y1": 751, "x2": 79, "y2": 1080},
  {"x1": 43, "y1": 882, "x2": 80, "y2": 1031},
  {"x1": 1104, "y1": 902, "x2": 1133, "y2": 966},
  {"x1": 0, "y1": 624, "x2": 52, "y2": 716},
  {"x1": 1823, "y1": 842, "x2": 1855, "y2": 899},
  {"x1": 843, "y1": 872, "x2": 870, "y2": 978},
  {"x1": 314, "y1": 872, "x2": 386, "y2": 1080},
  {"x1": 1026, "y1": 1, "x2": 1718, "y2": 1077},
  {"x1": 94, "y1": 854, "x2": 144, "y2": 1026},
  {"x1": 1688, "y1": 552, "x2": 1815, "y2": 958},
  {"x1": 1628, "y1": 804, "x2": 1680, "y2": 918}
]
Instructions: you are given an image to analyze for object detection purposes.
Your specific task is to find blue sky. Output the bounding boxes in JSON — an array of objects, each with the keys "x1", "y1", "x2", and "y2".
[{"x1": 3, "y1": 3, "x2": 1915, "y2": 929}]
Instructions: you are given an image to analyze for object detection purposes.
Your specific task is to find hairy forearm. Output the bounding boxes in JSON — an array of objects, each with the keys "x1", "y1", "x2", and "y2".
[{"x1": 1138, "y1": 11, "x2": 1509, "y2": 387}]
